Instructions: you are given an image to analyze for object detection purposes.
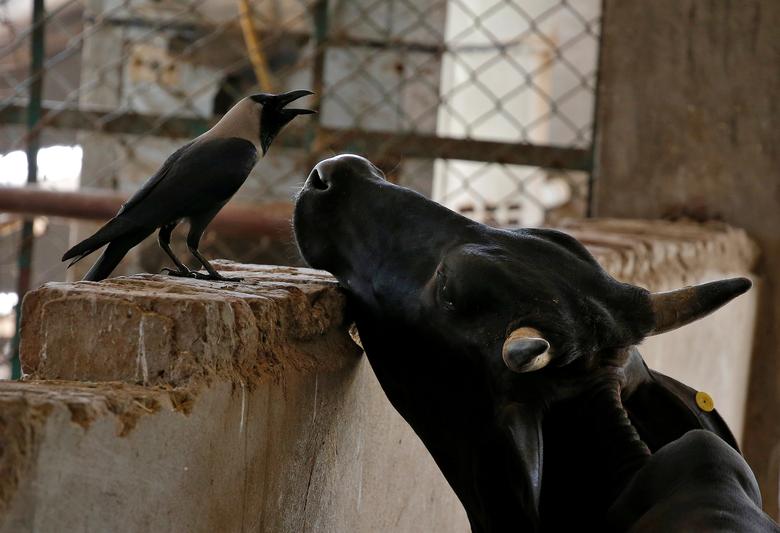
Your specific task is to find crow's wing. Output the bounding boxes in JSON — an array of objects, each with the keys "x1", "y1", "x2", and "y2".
[
  {"x1": 117, "y1": 137, "x2": 258, "y2": 228},
  {"x1": 117, "y1": 141, "x2": 195, "y2": 216},
  {"x1": 60, "y1": 142, "x2": 195, "y2": 263}
]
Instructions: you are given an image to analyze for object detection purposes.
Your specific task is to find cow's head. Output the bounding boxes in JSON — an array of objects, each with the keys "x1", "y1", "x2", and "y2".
[
  {"x1": 295, "y1": 154, "x2": 748, "y2": 380},
  {"x1": 293, "y1": 154, "x2": 750, "y2": 530}
]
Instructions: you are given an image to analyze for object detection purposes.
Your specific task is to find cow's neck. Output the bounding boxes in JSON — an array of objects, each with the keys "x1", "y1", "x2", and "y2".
[
  {"x1": 357, "y1": 304, "x2": 656, "y2": 531},
  {"x1": 355, "y1": 314, "x2": 542, "y2": 531}
]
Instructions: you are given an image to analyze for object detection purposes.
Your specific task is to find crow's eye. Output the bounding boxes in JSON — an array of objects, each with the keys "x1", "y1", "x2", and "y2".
[{"x1": 436, "y1": 269, "x2": 456, "y2": 311}]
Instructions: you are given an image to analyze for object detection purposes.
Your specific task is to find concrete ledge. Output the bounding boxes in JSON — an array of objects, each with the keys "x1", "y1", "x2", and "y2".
[
  {"x1": 20, "y1": 222, "x2": 759, "y2": 387},
  {"x1": 559, "y1": 218, "x2": 759, "y2": 290},
  {"x1": 6, "y1": 264, "x2": 470, "y2": 532},
  {"x1": 20, "y1": 264, "x2": 358, "y2": 385}
]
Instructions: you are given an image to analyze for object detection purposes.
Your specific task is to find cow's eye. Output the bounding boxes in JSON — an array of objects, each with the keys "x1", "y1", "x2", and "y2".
[{"x1": 436, "y1": 269, "x2": 456, "y2": 311}]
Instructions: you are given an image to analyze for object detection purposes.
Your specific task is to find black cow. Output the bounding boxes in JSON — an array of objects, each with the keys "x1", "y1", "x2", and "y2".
[{"x1": 293, "y1": 154, "x2": 775, "y2": 532}]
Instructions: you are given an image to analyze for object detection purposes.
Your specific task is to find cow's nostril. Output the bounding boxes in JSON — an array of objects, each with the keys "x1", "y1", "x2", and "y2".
[{"x1": 309, "y1": 169, "x2": 329, "y2": 190}]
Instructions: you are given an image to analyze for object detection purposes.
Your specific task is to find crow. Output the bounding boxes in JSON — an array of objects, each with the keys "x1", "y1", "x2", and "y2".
[{"x1": 62, "y1": 90, "x2": 314, "y2": 282}]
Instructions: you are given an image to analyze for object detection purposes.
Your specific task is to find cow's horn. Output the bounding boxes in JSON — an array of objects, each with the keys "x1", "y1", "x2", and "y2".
[
  {"x1": 502, "y1": 327, "x2": 552, "y2": 373},
  {"x1": 647, "y1": 277, "x2": 752, "y2": 335}
]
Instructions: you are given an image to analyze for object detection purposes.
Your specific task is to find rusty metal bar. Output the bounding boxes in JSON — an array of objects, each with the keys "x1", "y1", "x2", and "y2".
[
  {"x1": 316, "y1": 129, "x2": 592, "y2": 171},
  {"x1": 0, "y1": 102, "x2": 211, "y2": 139},
  {"x1": 0, "y1": 103, "x2": 592, "y2": 170},
  {"x1": 309, "y1": 0, "x2": 329, "y2": 166},
  {"x1": 0, "y1": 187, "x2": 293, "y2": 238},
  {"x1": 587, "y1": 0, "x2": 607, "y2": 217},
  {"x1": 89, "y1": 17, "x2": 445, "y2": 55}
]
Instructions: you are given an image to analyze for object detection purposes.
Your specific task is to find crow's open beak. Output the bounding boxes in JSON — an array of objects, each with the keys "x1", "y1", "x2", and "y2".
[
  {"x1": 274, "y1": 89, "x2": 316, "y2": 119},
  {"x1": 274, "y1": 89, "x2": 315, "y2": 110},
  {"x1": 259, "y1": 90, "x2": 316, "y2": 155}
]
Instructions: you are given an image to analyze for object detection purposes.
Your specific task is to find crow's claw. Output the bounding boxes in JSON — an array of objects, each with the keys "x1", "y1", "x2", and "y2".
[
  {"x1": 160, "y1": 267, "x2": 196, "y2": 278},
  {"x1": 192, "y1": 271, "x2": 243, "y2": 282}
]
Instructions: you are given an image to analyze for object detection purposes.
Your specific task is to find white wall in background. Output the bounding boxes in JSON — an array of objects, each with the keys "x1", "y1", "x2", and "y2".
[
  {"x1": 0, "y1": 145, "x2": 82, "y2": 189},
  {"x1": 434, "y1": 0, "x2": 600, "y2": 226}
]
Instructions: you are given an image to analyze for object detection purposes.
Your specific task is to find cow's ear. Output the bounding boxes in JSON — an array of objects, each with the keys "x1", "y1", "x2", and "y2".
[
  {"x1": 503, "y1": 327, "x2": 552, "y2": 373},
  {"x1": 646, "y1": 277, "x2": 752, "y2": 335},
  {"x1": 500, "y1": 402, "x2": 544, "y2": 518}
]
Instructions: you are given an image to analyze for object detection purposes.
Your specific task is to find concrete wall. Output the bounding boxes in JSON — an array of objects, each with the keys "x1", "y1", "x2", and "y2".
[
  {"x1": 4, "y1": 265, "x2": 469, "y2": 533},
  {"x1": 0, "y1": 218, "x2": 761, "y2": 530},
  {"x1": 592, "y1": 0, "x2": 780, "y2": 516},
  {"x1": 0, "y1": 365, "x2": 465, "y2": 533}
]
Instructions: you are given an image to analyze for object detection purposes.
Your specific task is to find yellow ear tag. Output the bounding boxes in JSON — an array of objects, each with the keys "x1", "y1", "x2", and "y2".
[{"x1": 695, "y1": 391, "x2": 714, "y2": 412}]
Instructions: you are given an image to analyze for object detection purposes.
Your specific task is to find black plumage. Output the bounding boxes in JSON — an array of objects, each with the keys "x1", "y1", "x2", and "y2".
[{"x1": 62, "y1": 90, "x2": 313, "y2": 282}]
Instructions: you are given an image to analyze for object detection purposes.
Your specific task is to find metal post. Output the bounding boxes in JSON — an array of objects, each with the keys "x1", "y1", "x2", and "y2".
[
  {"x1": 308, "y1": 0, "x2": 328, "y2": 162},
  {"x1": 586, "y1": 0, "x2": 606, "y2": 218},
  {"x1": 9, "y1": 0, "x2": 45, "y2": 379}
]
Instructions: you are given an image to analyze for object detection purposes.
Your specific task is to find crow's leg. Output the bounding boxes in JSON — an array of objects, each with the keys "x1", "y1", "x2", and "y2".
[
  {"x1": 158, "y1": 222, "x2": 195, "y2": 278},
  {"x1": 186, "y1": 208, "x2": 242, "y2": 282}
]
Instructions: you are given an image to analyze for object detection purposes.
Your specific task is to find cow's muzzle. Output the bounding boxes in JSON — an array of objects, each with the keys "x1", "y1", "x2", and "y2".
[
  {"x1": 306, "y1": 167, "x2": 329, "y2": 191},
  {"x1": 303, "y1": 154, "x2": 385, "y2": 195}
]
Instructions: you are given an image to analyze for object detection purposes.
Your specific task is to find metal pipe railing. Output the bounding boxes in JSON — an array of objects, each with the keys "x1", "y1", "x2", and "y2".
[
  {"x1": 0, "y1": 104, "x2": 592, "y2": 171},
  {"x1": 0, "y1": 186, "x2": 293, "y2": 238}
]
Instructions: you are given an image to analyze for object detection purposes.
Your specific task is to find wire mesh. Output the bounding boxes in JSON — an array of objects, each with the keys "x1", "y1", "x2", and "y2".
[{"x1": 0, "y1": 0, "x2": 601, "y2": 376}]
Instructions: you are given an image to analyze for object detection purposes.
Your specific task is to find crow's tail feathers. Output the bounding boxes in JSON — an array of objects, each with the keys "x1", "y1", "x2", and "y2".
[
  {"x1": 81, "y1": 229, "x2": 151, "y2": 282},
  {"x1": 62, "y1": 217, "x2": 140, "y2": 267}
]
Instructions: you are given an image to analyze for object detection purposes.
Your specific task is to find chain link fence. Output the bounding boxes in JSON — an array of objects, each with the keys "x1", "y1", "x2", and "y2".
[{"x1": 0, "y1": 0, "x2": 601, "y2": 377}]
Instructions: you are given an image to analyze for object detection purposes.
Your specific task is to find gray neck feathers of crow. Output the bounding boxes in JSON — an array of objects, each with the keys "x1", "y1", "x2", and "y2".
[{"x1": 198, "y1": 97, "x2": 261, "y2": 151}]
